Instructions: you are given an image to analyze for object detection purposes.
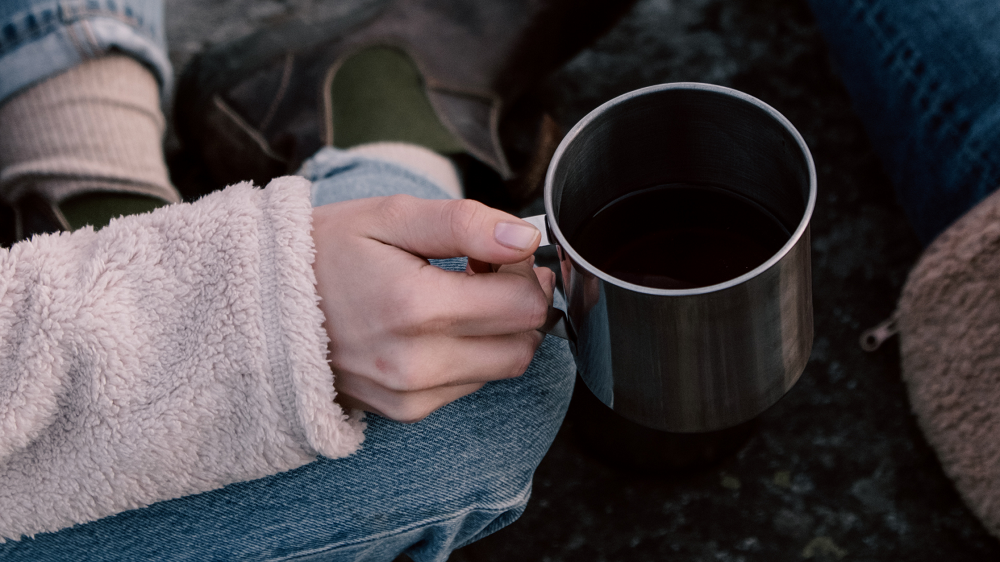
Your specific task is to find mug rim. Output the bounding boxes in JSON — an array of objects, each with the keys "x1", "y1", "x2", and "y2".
[{"x1": 543, "y1": 82, "x2": 818, "y2": 296}]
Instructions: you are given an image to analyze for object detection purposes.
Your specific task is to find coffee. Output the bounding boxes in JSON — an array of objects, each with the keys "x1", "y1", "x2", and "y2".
[{"x1": 570, "y1": 184, "x2": 790, "y2": 290}]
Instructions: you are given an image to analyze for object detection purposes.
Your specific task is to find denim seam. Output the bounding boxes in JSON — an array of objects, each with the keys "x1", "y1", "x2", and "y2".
[
  {"x1": 0, "y1": 10, "x2": 58, "y2": 53},
  {"x1": 0, "y1": 0, "x2": 172, "y2": 106},
  {"x1": 81, "y1": 18, "x2": 100, "y2": 51},
  {"x1": 61, "y1": 7, "x2": 140, "y2": 29},
  {"x1": 451, "y1": 506, "x2": 525, "y2": 550},
  {"x1": 65, "y1": 20, "x2": 91, "y2": 58},
  {"x1": 58, "y1": 2, "x2": 152, "y2": 38},
  {"x1": 0, "y1": 2, "x2": 147, "y2": 54},
  {"x1": 267, "y1": 482, "x2": 533, "y2": 561},
  {"x1": 854, "y1": 0, "x2": 1000, "y2": 210}
]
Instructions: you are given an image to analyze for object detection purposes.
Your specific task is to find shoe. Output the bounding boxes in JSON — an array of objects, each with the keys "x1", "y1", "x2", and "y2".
[
  {"x1": 174, "y1": 0, "x2": 638, "y2": 209},
  {"x1": 7, "y1": 180, "x2": 170, "y2": 240}
]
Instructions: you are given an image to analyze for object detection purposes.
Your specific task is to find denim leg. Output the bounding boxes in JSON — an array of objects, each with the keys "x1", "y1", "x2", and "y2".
[
  {"x1": 0, "y1": 0, "x2": 171, "y2": 105},
  {"x1": 807, "y1": 0, "x2": 1000, "y2": 244},
  {"x1": 0, "y1": 148, "x2": 576, "y2": 562},
  {"x1": 303, "y1": 147, "x2": 459, "y2": 205}
]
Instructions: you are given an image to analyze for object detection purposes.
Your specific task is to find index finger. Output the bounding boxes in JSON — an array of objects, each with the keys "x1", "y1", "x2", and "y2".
[{"x1": 365, "y1": 195, "x2": 541, "y2": 265}]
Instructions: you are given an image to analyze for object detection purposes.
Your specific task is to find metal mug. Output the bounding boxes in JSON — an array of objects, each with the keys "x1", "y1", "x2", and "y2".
[{"x1": 525, "y1": 82, "x2": 815, "y2": 433}]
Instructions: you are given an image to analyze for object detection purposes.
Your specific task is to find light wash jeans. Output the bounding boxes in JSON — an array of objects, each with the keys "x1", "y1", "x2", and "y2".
[
  {"x1": 0, "y1": 0, "x2": 172, "y2": 105},
  {"x1": 0, "y1": 2, "x2": 576, "y2": 560},
  {"x1": 0, "y1": 148, "x2": 576, "y2": 562}
]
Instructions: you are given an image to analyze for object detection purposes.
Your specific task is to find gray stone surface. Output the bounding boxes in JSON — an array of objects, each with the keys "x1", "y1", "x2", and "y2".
[
  {"x1": 162, "y1": 0, "x2": 1000, "y2": 559},
  {"x1": 164, "y1": 0, "x2": 388, "y2": 74}
]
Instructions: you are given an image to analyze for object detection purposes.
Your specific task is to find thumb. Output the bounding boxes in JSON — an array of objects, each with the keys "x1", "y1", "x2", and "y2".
[{"x1": 369, "y1": 195, "x2": 541, "y2": 264}]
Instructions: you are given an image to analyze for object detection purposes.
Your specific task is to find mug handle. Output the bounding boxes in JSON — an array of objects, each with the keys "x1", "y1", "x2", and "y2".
[{"x1": 522, "y1": 215, "x2": 575, "y2": 342}]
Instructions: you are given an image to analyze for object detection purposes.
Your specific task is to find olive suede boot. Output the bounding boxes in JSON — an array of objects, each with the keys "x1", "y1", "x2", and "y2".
[{"x1": 174, "y1": 0, "x2": 638, "y2": 210}]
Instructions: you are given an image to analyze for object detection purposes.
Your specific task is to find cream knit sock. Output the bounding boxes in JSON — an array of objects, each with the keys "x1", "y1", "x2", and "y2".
[
  {"x1": 0, "y1": 54, "x2": 179, "y2": 232},
  {"x1": 348, "y1": 141, "x2": 463, "y2": 199}
]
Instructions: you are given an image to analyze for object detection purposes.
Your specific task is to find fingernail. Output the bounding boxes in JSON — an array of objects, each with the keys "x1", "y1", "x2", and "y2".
[{"x1": 494, "y1": 221, "x2": 539, "y2": 250}]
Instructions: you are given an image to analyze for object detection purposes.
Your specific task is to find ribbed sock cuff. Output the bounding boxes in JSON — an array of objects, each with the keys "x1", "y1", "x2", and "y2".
[{"x1": 0, "y1": 54, "x2": 179, "y2": 206}]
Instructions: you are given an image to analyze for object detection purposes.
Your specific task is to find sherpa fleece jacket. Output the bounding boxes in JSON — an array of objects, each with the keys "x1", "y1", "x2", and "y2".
[{"x1": 0, "y1": 176, "x2": 366, "y2": 541}]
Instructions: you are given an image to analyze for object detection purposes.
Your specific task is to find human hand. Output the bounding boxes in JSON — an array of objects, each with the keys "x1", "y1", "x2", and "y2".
[{"x1": 311, "y1": 195, "x2": 555, "y2": 423}]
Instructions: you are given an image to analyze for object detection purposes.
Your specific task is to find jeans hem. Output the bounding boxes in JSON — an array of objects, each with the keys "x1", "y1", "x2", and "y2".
[
  {"x1": 0, "y1": 6, "x2": 171, "y2": 106},
  {"x1": 269, "y1": 483, "x2": 533, "y2": 561}
]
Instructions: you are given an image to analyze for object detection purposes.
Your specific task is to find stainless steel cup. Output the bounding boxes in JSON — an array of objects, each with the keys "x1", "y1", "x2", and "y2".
[{"x1": 527, "y1": 82, "x2": 815, "y2": 433}]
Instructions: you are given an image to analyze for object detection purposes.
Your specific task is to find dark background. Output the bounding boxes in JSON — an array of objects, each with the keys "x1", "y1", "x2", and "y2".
[{"x1": 450, "y1": 0, "x2": 1000, "y2": 559}]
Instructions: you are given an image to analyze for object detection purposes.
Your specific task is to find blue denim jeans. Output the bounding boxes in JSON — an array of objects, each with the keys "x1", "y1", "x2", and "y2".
[
  {"x1": 807, "y1": 0, "x2": 1000, "y2": 245},
  {"x1": 0, "y1": 0, "x2": 172, "y2": 105},
  {"x1": 0, "y1": 3, "x2": 575, "y2": 558},
  {"x1": 0, "y1": 146, "x2": 576, "y2": 561}
]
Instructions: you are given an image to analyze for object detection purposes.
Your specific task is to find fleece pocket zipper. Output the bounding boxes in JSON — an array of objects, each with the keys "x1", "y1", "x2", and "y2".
[{"x1": 860, "y1": 311, "x2": 900, "y2": 352}]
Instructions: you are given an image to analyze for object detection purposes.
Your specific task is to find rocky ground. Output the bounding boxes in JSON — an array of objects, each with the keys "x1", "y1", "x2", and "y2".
[{"x1": 163, "y1": 0, "x2": 1000, "y2": 560}]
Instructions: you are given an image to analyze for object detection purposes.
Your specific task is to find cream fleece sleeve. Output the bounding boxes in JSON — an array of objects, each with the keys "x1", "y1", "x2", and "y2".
[{"x1": 0, "y1": 176, "x2": 365, "y2": 541}]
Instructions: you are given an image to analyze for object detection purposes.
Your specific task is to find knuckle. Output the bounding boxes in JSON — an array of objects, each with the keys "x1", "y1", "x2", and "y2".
[
  {"x1": 511, "y1": 340, "x2": 537, "y2": 377},
  {"x1": 527, "y1": 294, "x2": 549, "y2": 330},
  {"x1": 374, "y1": 194, "x2": 415, "y2": 226},
  {"x1": 445, "y1": 199, "x2": 485, "y2": 241},
  {"x1": 384, "y1": 362, "x2": 429, "y2": 393},
  {"x1": 381, "y1": 343, "x2": 440, "y2": 392},
  {"x1": 384, "y1": 272, "x2": 453, "y2": 336},
  {"x1": 392, "y1": 401, "x2": 435, "y2": 424},
  {"x1": 538, "y1": 266, "x2": 556, "y2": 291},
  {"x1": 384, "y1": 283, "x2": 428, "y2": 331}
]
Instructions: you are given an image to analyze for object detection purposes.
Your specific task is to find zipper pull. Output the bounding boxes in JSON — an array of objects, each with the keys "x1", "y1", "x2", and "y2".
[{"x1": 860, "y1": 311, "x2": 900, "y2": 352}]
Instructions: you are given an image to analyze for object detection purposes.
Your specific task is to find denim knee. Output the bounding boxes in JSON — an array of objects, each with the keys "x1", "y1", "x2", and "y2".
[{"x1": 807, "y1": 0, "x2": 1000, "y2": 243}]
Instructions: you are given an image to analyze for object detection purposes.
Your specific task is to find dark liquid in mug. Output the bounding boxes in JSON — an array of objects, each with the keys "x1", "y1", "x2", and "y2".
[{"x1": 570, "y1": 184, "x2": 790, "y2": 290}]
